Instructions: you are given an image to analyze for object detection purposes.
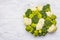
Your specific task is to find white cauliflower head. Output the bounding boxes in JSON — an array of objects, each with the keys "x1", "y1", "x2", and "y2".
[
  {"x1": 30, "y1": 7, "x2": 37, "y2": 11},
  {"x1": 46, "y1": 11, "x2": 53, "y2": 17},
  {"x1": 36, "y1": 23, "x2": 43, "y2": 30},
  {"x1": 36, "y1": 18, "x2": 45, "y2": 30},
  {"x1": 47, "y1": 24, "x2": 57, "y2": 32},
  {"x1": 24, "y1": 18, "x2": 32, "y2": 25},
  {"x1": 37, "y1": 5, "x2": 43, "y2": 11}
]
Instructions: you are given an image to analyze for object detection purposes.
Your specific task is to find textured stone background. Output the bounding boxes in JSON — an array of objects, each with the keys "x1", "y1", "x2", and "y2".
[{"x1": 0, "y1": 0, "x2": 60, "y2": 40}]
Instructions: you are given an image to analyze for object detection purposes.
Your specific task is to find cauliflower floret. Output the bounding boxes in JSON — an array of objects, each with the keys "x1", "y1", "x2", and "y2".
[
  {"x1": 36, "y1": 18, "x2": 45, "y2": 30},
  {"x1": 36, "y1": 23, "x2": 43, "y2": 30},
  {"x1": 46, "y1": 11, "x2": 53, "y2": 17},
  {"x1": 37, "y1": 5, "x2": 43, "y2": 10},
  {"x1": 47, "y1": 24, "x2": 57, "y2": 32},
  {"x1": 39, "y1": 18, "x2": 45, "y2": 24},
  {"x1": 24, "y1": 18, "x2": 32, "y2": 25},
  {"x1": 30, "y1": 7, "x2": 37, "y2": 11}
]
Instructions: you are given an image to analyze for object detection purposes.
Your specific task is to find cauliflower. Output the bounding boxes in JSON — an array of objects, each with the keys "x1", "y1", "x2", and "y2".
[
  {"x1": 39, "y1": 18, "x2": 45, "y2": 24},
  {"x1": 24, "y1": 18, "x2": 32, "y2": 25},
  {"x1": 47, "y1": 24, "x2": 57, "y2": 32},
  {"x1": 37, "y1": 6, "x2": 43, "y2": 11},
  {"x1": 30, "y1": 6, "x2": 43, "y2": 11},
  {"x1": 46, "y1": 11, "x2": 53, "y2": 17},
  {"x1": 30, "y1": 7, "x2": 37, "y2": 11},
  {"x1": 36, "y1": 18, "x2": 45, "y2": 30},
  {"x1": 36, "y1": 23, "x2": 43, "y2": 30}
]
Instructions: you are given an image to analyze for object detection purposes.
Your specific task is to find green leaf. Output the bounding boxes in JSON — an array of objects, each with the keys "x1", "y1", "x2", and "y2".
[
  {"x1": 32, "y1": 15, "x2": 39, "y2": 24},
  {"x1": 43, "y1": 4, "x2": 51, "y2": 12},
  {"x1": 25, "y1": 9, "x2": 32, "y2": 17}
]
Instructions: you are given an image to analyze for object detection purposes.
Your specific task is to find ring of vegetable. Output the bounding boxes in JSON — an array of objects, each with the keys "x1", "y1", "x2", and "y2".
[{"x1": 23, "y1": 4, "x2": 57, "y2": 37}]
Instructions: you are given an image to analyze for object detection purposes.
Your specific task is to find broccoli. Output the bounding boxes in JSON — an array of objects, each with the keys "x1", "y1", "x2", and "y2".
[
  {"x1": 24, "y1": 4, "x2": 57, "y2": 37},
  {"x1": 25, "y1": 25, "x2": 32, "y2": 32},
  {"x1": 33, "y1": 30, "x2": 39, "y2": 36},
  {"x1": 29, "y1": 28, "x2": 35, "y2": 34},
  {"x1": 29, "y1": 14, "x2": 34, "y2": 18},
  {"x1": 43, "y1": 4, "x2": 51, "y2": 12},
  {"x1": 40, "y1": 11, "x2": 47, "y2": 19},
  {"x1": 44, "y1": 20, "x2": 52, "y2": 27},
  {"x1": 32, "y1": 15, "x2": 39, "y2": 24},
  {"x1": 37, "y1": 13, "x2": 42, "y2": 19},
  {"x1": 51, "y1": 20, "x2": 56, "y2": 25},
  {"x1": 39, "y1": 26, "x2": 47, "y2": 36},
  {"x1": 25, "y1": 9, "x2": 32, "y2": 17},
  {"x1": 31, "y1": 23, "x2": 36, "y2": 28},
  {"x1": 45, "y1": 16, "x2": 52, "y2": 21},
  {"x1": 50, "y1": 14, "x2": 56, "y2": 20}
]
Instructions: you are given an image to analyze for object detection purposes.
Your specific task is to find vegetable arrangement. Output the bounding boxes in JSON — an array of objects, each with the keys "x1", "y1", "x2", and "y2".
[{"x1": 23, "y1": 4, "x2": 57, "y2": 37}]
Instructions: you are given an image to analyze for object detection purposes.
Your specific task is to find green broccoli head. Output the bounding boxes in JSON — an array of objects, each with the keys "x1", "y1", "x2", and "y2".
[
  {"x1": 32, "y1": 15, "x2": 39, "y2": 24},
  {"x1": 44, "y1": 20, "x2": 52, "y2": 29},
  {"x1": 50, "y1": 14, "x2": 56, "y2": 20},
  {"x1": 40, "y1": 11, "x2": 47, "y2": 19},
  {"x1": 43, "y1": 4, "x2": 51, "y2": 12},
  {"x1": 25, "y1": 9, "x2": 32, "y2": 17},
  {"x1": 33, "y1": 30, "x2": 39, "y2": 36},
  {"x1": 25, "y1": 25, "x2": 32, "y2": 32}
]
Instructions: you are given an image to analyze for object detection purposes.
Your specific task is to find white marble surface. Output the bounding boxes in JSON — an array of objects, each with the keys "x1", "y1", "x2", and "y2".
[{"x1": 0, "y1": 0, "x2": 60, "y2": 40}]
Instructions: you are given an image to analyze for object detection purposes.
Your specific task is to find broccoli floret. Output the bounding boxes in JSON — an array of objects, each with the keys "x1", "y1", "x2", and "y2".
[
  {"x1": 29, "y1": 14, "x2": 34, "y2": 18},
  {"x1": 43, "y1": 4, "x2": 51, "y2": 12},
  {"x1": 32, "y1": 15, "x2": 39, "y2": 24},
  {"x1": 39, "y1": 26, "x2": 47, "y2": 36},
  {"x1": 39, "y1": 29, "x2": 42, "y2": 33},
  {"x1": 29, "y1": 28, "x2": 35, "y2": 34},
  {"x1": 25, "y1": 25, "x2": 35, "y2": 34},
  {"x1": 37, "y1": 13, "x2": 42, "y2": 19},
  {"x1": 25, "y1": 25, "x2": 31, "y2": 32},
  {"x1": 25, "y1": 9, "x2": 32, "y2": 17},
  {"x1": 24, "y1": 4, "x2": 57, "y2": 36},
  {"x1": 50, "y1": 14, "x2": 56, "y2": 20},
  {"x1": 33, "y1": 30, "x2": 39, "y2": 36},
  {"x1": 40, "y1": 11, "x2": 47, "y2": 19},
  {"x1": 42, "y1": 28, "x2": 47, "y2": 36},
  {"x1": 44, "y1": 20, "x2": 52, "y2": 27},
  {"x1": 51, "y1": 20, "x2": 57, "y2": 25},
  {"x1": 45, "y1": 16, "x2": 52, "y2": 21},
  {"x1": 31, "y1": 23, "x2": 36, "y2": 28}
]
